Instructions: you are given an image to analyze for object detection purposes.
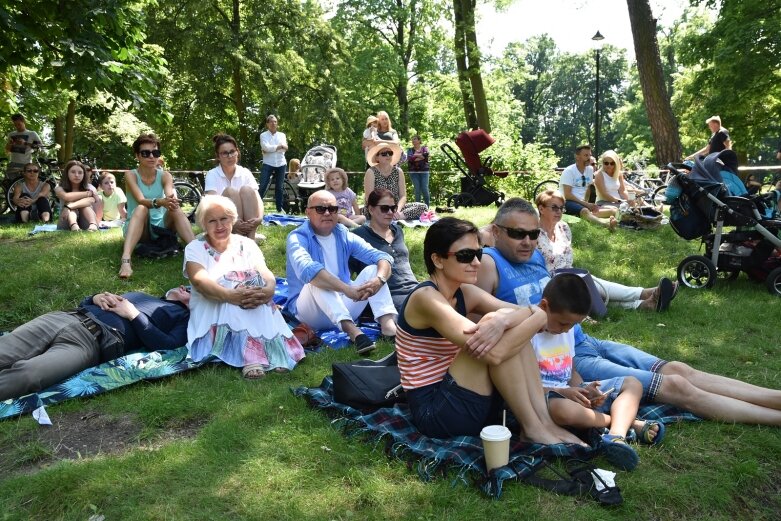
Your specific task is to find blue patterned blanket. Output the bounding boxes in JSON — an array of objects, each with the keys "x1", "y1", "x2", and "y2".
[{"x1": 294, "y1": 376, "x2": 700, "y2": 498}]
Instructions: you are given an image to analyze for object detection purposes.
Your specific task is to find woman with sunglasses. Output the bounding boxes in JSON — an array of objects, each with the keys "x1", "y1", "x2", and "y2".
[
  {"x1": 364, "y1": 142, "x2": 427, "y2": 221},
  {"x1": 119, "y1": 133, "x2": 195, "y2": 279},
  {"x1": 12, "y1": 162, "x2": 51, "y2": 223},
  {"x1": 594, "y1": 150, "x2": 637, "y2": 208},
  {"x1": 204, "y1": 133, "x2": 264, "y2": 240},
  {"x1": 184, "y1": 195, "x2": 305, "y2": 379},
  {"x1": 535, "y1": 190, "x2": 674, "y2": 311},
  {"x1": 396, "y1": 217, "x2": 585, "y2": 445},
  {"x1": 350, "y1": 189, "x2": 418, "y2": 310}
]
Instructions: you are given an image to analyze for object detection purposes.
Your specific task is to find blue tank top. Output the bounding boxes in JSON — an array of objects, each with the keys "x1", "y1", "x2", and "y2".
[{"x1": 123, "y1": 168, "x2": 166, "y2": 235}]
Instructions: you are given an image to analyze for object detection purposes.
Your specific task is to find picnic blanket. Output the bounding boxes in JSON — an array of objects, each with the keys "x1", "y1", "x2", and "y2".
[
  {"x1": 0, "y1": 346, "x2": 207, "y2": 420},
  {"x1": 294, "y1": 376, "x2": 700, "y2": 499},
  {"x1": 263, "y1": 213, "x2": 307, "y2": 227}
]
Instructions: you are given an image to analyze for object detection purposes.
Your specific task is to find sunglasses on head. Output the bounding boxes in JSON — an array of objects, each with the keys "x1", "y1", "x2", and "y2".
[
  {"x1": 446, "y1": 248, "x2": 483, "y2": 263},
  {"x1": 603, "y1": 161, "x2": 615, "y2": 166},
  {"x1": 496, "y1": 224, "x2": 540, "y2": 240},
  {"x1": 378, "y1": 151, "x2": 394, "y2": 157},
  {"x1": 376, "y1": 204, "x2": 398, "y2": 214},
  {"x1": 309, "y1": 205, "x2": 339, "y2": 215},
  {"x1": 139, "y1": 149, "x2": 162, "y2": 158}
]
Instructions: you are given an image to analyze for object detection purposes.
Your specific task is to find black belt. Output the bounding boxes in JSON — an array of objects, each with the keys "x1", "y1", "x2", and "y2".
[{"x1": 69, "y1": 310, "x2": 102, "y2": 340}]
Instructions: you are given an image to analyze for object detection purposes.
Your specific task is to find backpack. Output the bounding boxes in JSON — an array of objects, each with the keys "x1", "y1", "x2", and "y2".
[{"x1": 134, "y1": 225, "x2": 180, "y2": 258}]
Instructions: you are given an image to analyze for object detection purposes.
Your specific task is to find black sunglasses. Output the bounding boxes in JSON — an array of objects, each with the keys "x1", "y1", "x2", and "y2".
[
  {"x1": 581, "y1": 174, "x2": 588, "y2": 187},
  {"x1": 603, "y1": 161, "x2": 615, "y2": 166},
  {"x1": 309, "y1": 205, "x2": 339, "y2": 215},
  {"x1": 496, "y1": 224, "x2": 540, "y2": 240},
  {"x1": 446, "y1": 248, "x2": 483, "y2": 263},
  {"x1": 378, "y1": 151, "x2": 394, "y2": 157},
  {"x1": 376, "y1": 204, "x2": 398, "y2": 213},
  {"x1": 139, "y1": 149, "x2": 162, "y2": 158},
  {"x1": 25, "y1": 168, "x2": 40, "y2": 173}
]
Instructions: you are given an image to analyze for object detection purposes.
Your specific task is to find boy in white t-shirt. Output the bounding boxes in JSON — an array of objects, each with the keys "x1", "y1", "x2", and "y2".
[{"x1": 532, "y1": 273, "x2": 665, "y2": 471}]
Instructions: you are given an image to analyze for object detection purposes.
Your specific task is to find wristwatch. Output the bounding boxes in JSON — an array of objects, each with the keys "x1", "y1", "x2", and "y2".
[
  {"x1": 151, "y1": 198, "x2": 159, "y2": 209},
  {"x1": 377, "y1": 274, "x2": 388, "y2": 285}
]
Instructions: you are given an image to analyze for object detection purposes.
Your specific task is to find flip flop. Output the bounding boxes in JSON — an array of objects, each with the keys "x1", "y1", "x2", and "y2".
[
  {"x1": 655, "y1": 277, "x2": 674, "y2": 312},
  {"x1": 637, "y1": 420, "x2": 666, "y2": 446},
  {"x1": 242, "y1": 363, "x2": 266, "y2": 380},
  {"x1": 600, "y1": 434, "x2": 639, "y2": 471}
]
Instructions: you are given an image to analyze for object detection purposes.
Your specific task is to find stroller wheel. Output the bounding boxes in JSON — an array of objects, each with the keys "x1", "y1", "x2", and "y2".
[
  {"x1": 677, "y1": 255, "x2": 717, "y2": 289},
  {"x1": 448, "y1": 192, "x2": 476, "y2": 209},
  {"x1": 766, "y1": 267, "x2": 781, "y2": 297}
]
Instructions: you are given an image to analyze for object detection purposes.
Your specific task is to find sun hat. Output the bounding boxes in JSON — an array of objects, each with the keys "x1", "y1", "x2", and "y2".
[
  {"x1": 705, "y1": 115, "x2": 721, "y2": 125},
  {"x1": 366, "y1": 141, "x2": 402, "y2": 167},
  {"x1": 366, "y1": 115, "x2": 379, "y2": 127}
]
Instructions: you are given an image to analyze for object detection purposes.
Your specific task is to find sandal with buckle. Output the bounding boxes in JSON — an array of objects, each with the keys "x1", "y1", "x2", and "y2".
[
  {"x1": 69, "y1": 222, "x2": 80, "y2": 231},
  {"x1": 600, "y1": 433, "x2": 639, "y2": 471},
  {"x1": 118, "y1": 258, "x2": 133, "y2": 279},
  {"x1": 636, "y1": 420, "x2": 666, "y2": 446}
]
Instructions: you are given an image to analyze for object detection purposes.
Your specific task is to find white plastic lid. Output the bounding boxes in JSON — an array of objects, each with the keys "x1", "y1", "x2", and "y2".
[{"x1": 480, "y1": 425, "x2": 511, "y2": 442}]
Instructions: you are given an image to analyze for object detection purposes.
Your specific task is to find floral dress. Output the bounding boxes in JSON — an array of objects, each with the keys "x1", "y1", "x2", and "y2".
[
  {"x1": 369, "y1": 166, "x2": 427, "y2": 220},
  {"x1": 184, "y1": 234, "x2": 305, "y2": 371},
  {"x1": 537, "y1": 221, "x2": 574, "y2": 272}
]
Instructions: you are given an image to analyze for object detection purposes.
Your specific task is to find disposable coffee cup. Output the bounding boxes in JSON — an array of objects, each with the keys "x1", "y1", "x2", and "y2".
[{"x1": 480, "y1": 425, "x2": 512, "y2": 471}]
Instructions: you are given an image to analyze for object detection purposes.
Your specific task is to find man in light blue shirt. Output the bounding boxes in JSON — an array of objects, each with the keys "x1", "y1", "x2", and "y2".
[{"x1": 285, "y1": 190, "x2": 397, "y2": 354}]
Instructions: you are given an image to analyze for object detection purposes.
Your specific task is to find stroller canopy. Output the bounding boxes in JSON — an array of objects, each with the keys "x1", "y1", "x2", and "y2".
[
  {"x1": 690, "y1": 152, "x2": 730, "y2": 184},
  {"x1": 455, "y1": 129, "x2": 495, "y2": 174}
]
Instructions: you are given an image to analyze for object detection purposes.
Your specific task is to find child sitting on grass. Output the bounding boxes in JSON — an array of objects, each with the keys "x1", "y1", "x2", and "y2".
[
  {"x1": 96, "y1": 172, "x2": 127, "y2": 223},
  {"x1": 531, "y1": 273, "x2": 665, "y2": 471}
]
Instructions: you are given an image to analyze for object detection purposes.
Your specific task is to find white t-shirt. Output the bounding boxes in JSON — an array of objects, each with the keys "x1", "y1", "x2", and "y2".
[
  {"x1": 315, "y1": 233, "x2": 339, "y2": 276},
  {"x1": 559, "y1": 164, "x2": 594, "y2": 201},
  {"x1": 204, "y1": 165, "x2": 259, "y2": 194},
  {"x1": 531, "y1": 329, "x2": 575, "y2": 389},
  {"x1": 260, "y1": 130, "x2": 287, "y2": 167}
]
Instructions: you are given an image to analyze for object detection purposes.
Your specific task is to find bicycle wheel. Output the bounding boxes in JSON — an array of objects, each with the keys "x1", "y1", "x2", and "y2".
[
  {"x1": 0, "y1": 181, "x2": 9, "y2": 214},
  {"x1": 281, "y1": 180, "x2": 302, "y2": 214},
  {"x1": 5, "y1": 178, "x2": 58, "y2": 218},
  {"x1": 174, "y1": 181, "x2": 201, "y2": 222},
  {"x1": 531, "y1": 179, "x2": 560, "y2": 201}
]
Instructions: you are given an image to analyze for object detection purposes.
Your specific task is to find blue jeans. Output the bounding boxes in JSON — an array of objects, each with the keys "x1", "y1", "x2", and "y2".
[
  {"x1": 259, "y1": 163, "x2": 287, "y2": 212},
  {"x1": 409, "y1": 171, "x2": 430, "y2": 206},
  {"x1": 573, "y1": 335, "x2": 667, "y2": 402}
]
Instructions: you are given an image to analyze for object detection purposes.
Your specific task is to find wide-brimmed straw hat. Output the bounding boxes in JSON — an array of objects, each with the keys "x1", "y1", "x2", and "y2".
[
  {"x1": 366, "y1": 115, "x2": 379, "y2": 127},
  {"x1": 366, "y1": 141, "x2": 402, "y2": 166}
]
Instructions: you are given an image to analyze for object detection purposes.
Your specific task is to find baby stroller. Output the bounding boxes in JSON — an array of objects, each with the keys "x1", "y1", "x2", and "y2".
[
  {"x1": 291, "y1": 143, "x2": 337, "y2": 204},
  {"x1": 440, "y1": 129, "x2": 506, "y2": 208},
  {"x1": 666, "y1": 156, "x2": 781, "y2": 296}
]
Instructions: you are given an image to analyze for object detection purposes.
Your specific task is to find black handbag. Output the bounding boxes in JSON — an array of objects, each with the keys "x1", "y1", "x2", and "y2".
[{"x1": 332, "y1": 351, "x2": 406, "y2": 411}]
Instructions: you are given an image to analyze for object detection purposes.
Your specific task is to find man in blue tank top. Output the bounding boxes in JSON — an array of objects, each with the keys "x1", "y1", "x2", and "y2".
[{"x1": 475, "y1": 197, "x2": 781, "y2": 426}]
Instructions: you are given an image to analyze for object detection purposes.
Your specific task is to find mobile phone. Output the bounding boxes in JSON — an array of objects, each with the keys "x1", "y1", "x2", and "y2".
[{"x1": 590, "y1": 387, "x2": 615, "y2": 403}]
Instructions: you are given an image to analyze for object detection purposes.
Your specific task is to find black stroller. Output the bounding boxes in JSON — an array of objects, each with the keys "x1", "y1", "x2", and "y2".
[
  {"x1": 666, "y1": 156, "x2": 781, "y2": 296},
  {"x1": 440, "y1": 129, "x2": 506, "y2": 208}
]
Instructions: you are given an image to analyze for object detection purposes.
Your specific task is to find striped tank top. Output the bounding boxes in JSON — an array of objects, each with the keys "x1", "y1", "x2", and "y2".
[{"x1": 396, "y1": 281, "x2": 466, "y2": 390}]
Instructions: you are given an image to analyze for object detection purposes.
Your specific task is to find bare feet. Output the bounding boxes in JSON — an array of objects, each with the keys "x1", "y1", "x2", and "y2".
[
  {"x1": 632, "y1": 419, "x2": 659, "y2": 443},
  {"x1": 118, "y1": 258, "x2": 133, "y2": 279},
  {"x1": 523, "y1": 423, "x2": 587, "y2": 446},
  {"x1": 607, "y1": 216, "x2": 618, "y2": 232}
]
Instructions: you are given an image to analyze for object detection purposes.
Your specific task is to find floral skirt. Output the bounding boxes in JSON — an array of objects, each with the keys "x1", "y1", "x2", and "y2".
[{"x1": 190, "y1": 324, "x2": 305, "y2": 371}]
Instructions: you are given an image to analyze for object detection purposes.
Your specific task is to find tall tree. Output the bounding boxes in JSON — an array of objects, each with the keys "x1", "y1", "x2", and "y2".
[
  {"x1": 452, "y1": 0, "x2": 489, "y2": 132},
  {"x1": 626, "y1": 0, "x2": 682, "y2": 165}
]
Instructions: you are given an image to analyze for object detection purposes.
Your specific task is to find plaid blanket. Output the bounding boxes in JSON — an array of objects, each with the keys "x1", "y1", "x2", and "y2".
[{"x1": 294, "y1": 376, "x2": 700, "y2": 498}]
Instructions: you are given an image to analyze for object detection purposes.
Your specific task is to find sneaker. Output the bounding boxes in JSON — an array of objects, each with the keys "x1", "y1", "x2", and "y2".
[{"x1": 354, "y1": 334, "x2": 376, "y2": 355}]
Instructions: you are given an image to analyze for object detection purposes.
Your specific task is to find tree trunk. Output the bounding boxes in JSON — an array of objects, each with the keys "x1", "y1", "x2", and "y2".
[
  {"x1": 64, "y1": 99, "x2": 76, "y2": 161},
  {"x1": 54, "y1": 115, "x2": 65, "y2": 163},
  {"x1": 452, "y1": 0, "x2": 478, "y2": 130},
  {"x1": 461, "y1": 0, "x2": 490, "y2": 133},
  {"x1": 627, "y1": 0, "x2": 682, "y2": 166},
  {"x1": 395, "y1": 0, "x2": 410, "y2": 136},
  {"x1": 230, "y1": 0, "x2": 248, "y2": 147}
]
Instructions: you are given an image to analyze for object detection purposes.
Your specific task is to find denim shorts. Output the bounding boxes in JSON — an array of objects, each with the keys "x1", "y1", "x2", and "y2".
[
  {"x1": 573, "y1": 335, "x2": 666, "y2": 402},
  {"x1": 407, "y1": 373, "x2": 502, "y2": 439},
  {"x1": 565, "y1": 200, "x2": 587, "y2": 216},
  {"x1": 547, "y1": 376, "x2": 626, "y2": 414}
]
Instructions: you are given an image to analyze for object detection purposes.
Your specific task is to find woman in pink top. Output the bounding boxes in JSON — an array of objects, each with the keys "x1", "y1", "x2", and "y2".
[{"x1": 396, "y1": 217, "x2": 585, "y2": 445}]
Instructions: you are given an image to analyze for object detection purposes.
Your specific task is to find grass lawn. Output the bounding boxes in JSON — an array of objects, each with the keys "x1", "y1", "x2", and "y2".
[{"x1": 0, "y1": 206, "x2": 779, "y2": 520}]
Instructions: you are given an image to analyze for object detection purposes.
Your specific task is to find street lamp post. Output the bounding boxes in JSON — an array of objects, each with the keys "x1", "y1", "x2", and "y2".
[{"x1": 592, "y1": 30, "x2": 605, "y2": 157}]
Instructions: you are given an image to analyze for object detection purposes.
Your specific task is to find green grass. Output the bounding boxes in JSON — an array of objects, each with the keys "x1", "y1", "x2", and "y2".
[{"x1": 0, "y1": 208, "x2": 780, "y2": 520}]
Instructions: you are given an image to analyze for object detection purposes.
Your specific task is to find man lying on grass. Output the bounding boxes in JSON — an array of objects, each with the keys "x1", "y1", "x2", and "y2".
[
  {"x1": 0, "y1": 289, "x2": 190, "y2": 401},
  {"x1": 476, "y1": 197, "x2": 781, "y2": 426}
]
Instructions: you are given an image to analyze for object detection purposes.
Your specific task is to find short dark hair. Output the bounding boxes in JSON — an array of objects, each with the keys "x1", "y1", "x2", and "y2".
[
  {"x1": 543, "y1": 273, "x2": 591, "y2": 315},
  {"x1": 11, "y1": 113, "x2": 25, "y2": 122},
  {"x1": 423, "y1": 217, "x2": 478, "y2": 274},
  {"x1": 367, "y1": 188, "x2": 395, "y2": 207},
  {"x1": 212, "y1": 133, "x2": 238, "y2": 154},
  {"x1": 575, "y1": 144, "x2": 592, "y2": 154},
  {"x1": 494, "y1": 197, "x2": 537, "y2": 226},
  {"x1": 132, "y1": 133, "x2": 161, "y2": 154}
]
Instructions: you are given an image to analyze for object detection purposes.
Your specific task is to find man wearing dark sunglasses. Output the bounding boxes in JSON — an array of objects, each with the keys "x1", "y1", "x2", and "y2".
[
  {"x1": 0, "y1": 289, "x2": 190, "y2": 401},
  {"x1": 285, "y1": 190, "x2": 397, "y2": 355},
  {"x1": 559, "y1": 144, "x2": 617, "y2": 231},
  {"x1": 476, "y1": 198, "x2": 781, "y2": 426}
]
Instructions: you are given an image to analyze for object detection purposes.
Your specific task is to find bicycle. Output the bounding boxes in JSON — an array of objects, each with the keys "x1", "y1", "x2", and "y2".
[
  {"x1": 172, "y1": 171, "x2": 205, "y2": 222},
  {"x1": 2, "y1": 144, "x2": 61, "y2": 216}
]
